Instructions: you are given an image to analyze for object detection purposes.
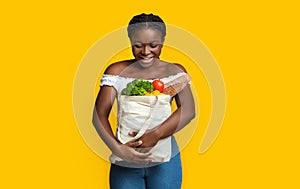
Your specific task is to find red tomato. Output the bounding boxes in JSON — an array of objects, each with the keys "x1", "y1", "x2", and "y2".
[{"x1": 152, "y1": 80, "x2": 164, "y2": 92}]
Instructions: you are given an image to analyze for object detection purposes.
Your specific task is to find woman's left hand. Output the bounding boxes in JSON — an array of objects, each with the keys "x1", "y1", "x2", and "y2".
[{"x1": 129, "y1": 128, "x2": 161, "y2": 149}]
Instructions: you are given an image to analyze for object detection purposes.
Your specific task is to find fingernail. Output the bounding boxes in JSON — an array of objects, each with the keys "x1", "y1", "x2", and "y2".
[{"x1": 138, "y1": 140, "x2": 142, "y2": 144}]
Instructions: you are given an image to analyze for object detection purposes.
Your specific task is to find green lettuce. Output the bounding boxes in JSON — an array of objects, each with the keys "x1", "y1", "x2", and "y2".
[{"x1": 121, "y1": 79, "x2": 154, "y2": 96}]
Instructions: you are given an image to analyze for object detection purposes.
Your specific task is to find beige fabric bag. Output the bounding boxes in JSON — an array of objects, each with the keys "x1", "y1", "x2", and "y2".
[{"x1": 109, "y1": 95, "x2": 172, "y2": 163}]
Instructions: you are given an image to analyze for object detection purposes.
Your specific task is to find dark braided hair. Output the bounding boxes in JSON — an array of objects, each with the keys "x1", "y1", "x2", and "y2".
[{"x1": 127, "y1": 13, "x2": 166, "y2": 40}]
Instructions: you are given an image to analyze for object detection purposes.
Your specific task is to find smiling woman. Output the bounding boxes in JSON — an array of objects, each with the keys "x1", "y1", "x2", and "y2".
[
  {"x1": 92, "y1": 13, "x2": 195, "y2": 189},
  {"x1": 127, "y1": 13, "x2": 166, "y2": 69},
  {"x1": 131, "y1": 28, "x2": 163, "y2": 66}
]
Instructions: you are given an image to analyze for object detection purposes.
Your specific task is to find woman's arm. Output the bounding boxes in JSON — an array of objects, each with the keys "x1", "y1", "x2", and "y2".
[
  {"x1": 133, "y1": 84, "x2": 195, "y2": 148},
  {"x1": 131, "y1": 63, "x2": 195, "y2": 148},
  {"x1": 92, "y1": 83, "x2": 153, "y2": 164},
  {"x1": 92, "y1": 86, "x2": 119, "y2": 151},
  {"x1": 164, "y1": 84, "x2": 195, "y2": 134},
  {"x1": 158, "y1": 66, "x2": 196, "y2": 134}
]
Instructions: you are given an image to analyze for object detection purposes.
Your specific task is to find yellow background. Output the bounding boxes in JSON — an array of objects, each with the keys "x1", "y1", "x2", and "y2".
[{"x1": 1, "y1": 0, "x2": 299, "y2": 188}]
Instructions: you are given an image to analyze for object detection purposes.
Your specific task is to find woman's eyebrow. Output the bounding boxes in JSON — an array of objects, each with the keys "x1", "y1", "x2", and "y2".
[{"x1": 132, "y1": 40, "x2": 161, "y2": 44}]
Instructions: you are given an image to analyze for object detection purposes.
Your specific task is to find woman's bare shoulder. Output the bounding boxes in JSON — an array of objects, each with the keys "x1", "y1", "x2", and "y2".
[
  {"x1": 159, "y1": 60, "x2": 188, "y2": 74},
  {"x1": 104, "y1": 60, "x2": 134, "y2": 75}
]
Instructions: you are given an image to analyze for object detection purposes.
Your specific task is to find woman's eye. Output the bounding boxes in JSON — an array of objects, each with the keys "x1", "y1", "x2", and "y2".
[
  {"x1": 150, "y1": 44, "x2": 158, "y2": 48},
  {"x1": 134, "y1": 44, "x2": 142, "y2": 48}
]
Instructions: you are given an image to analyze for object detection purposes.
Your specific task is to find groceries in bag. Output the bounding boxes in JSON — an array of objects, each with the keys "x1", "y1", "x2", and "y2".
[{"x1": 110, "y1": 73, "x2": 191, "y2": 163}]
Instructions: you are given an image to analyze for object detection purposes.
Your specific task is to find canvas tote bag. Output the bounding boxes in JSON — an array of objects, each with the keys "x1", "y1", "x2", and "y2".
[{"x1": 109, "y1": 94, "x2": 172, "y2": 163}]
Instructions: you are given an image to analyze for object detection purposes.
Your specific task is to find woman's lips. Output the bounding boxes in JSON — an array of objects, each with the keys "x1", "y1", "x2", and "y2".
[{"x1": 139, "y1": 57, "x2": 153, "y2": 64}]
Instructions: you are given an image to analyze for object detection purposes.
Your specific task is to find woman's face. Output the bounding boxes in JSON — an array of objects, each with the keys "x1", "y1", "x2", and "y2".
[{"x1": 130, "y1": 28, "x2": 164, "y2": 68}]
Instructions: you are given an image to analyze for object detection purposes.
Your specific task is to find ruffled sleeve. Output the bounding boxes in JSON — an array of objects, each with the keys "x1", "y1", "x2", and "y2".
[
  {"x1": 100, "y1": 74, "x2": 135, "y2": 94},
  {"x1": 100, "y1": 74, "x2": 119, "y2": 88}
]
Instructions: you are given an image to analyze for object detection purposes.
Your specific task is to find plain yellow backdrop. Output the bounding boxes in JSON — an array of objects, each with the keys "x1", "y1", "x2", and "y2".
[{"x1": 1, "y1": 0, "x2": 300, "y2": 188}]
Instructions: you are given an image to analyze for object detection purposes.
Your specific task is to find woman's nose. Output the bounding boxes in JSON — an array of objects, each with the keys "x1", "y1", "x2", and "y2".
[{"x1": 142, "y1": 45, "x2": 151, "y2": 55}]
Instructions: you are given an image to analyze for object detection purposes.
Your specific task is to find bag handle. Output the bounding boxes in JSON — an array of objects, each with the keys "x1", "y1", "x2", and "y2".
[
  {"x1": 118, "y1": 95, "x2": 159, "y2": 141},
  {"x1": 132, "y1": 96, "x2": 158, "y2": 139}
]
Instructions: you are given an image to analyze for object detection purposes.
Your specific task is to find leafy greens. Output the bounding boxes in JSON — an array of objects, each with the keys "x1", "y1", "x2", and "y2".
[{"x1": 121, "y1": 79, "x2": 154, "y2": 96}]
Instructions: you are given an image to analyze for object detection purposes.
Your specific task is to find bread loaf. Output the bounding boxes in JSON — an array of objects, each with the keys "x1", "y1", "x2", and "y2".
[{"x1": 163, "y1": 73, "x2": 191, "y2": 96}]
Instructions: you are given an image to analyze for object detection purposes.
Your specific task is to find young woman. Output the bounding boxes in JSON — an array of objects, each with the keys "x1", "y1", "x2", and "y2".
[{"x1": 93, "y1": 13, "x2": 195, "y2": 189}]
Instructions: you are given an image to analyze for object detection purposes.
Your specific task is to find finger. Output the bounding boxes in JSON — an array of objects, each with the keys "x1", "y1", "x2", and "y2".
[
  {"x1": 128, "y1": 131, "x2": 138, "y2": 137},
  {"x1": 127, "y1": 150, "x2": 152, "y2": 164},
  {"x1": 135, "y1": 150, "x2": 152, "y2": 158},
  {"x1": 126, "y1": 140, "x2": 142, "y2": 148},
  {"x1": 136, "y1": 147, "x2": 152, "y2": 154}
]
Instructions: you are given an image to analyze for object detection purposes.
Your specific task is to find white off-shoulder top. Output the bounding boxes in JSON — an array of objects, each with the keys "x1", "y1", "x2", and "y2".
[{"x1": 100, "y1": 72, "x2": 189, "y2": 95}]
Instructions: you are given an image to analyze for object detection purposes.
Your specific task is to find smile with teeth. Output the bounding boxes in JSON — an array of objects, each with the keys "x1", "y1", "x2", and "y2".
[{"x1": 139, "y1": 57, "x2": 154, "y2": 63}]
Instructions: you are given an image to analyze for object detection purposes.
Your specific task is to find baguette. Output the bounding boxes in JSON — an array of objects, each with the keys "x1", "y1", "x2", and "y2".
[{"x1": 163, "y1": 74, "x2": 191, "y2": 96}]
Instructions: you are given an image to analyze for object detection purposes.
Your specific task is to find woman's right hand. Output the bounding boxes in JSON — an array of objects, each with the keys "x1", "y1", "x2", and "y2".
[{"x1": 113, "y1": 141, "x2": 153, "y2": 164}]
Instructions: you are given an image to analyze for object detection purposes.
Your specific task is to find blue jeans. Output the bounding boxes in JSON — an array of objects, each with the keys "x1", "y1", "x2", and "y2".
[{"x1": 109, "y1": 137, "x2": 182, "y2": 189}]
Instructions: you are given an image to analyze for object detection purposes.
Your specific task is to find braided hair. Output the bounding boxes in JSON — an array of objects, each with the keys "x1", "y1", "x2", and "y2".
[{"x1": 127, "y1": 13, "x2": 166, "y2": 40}]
